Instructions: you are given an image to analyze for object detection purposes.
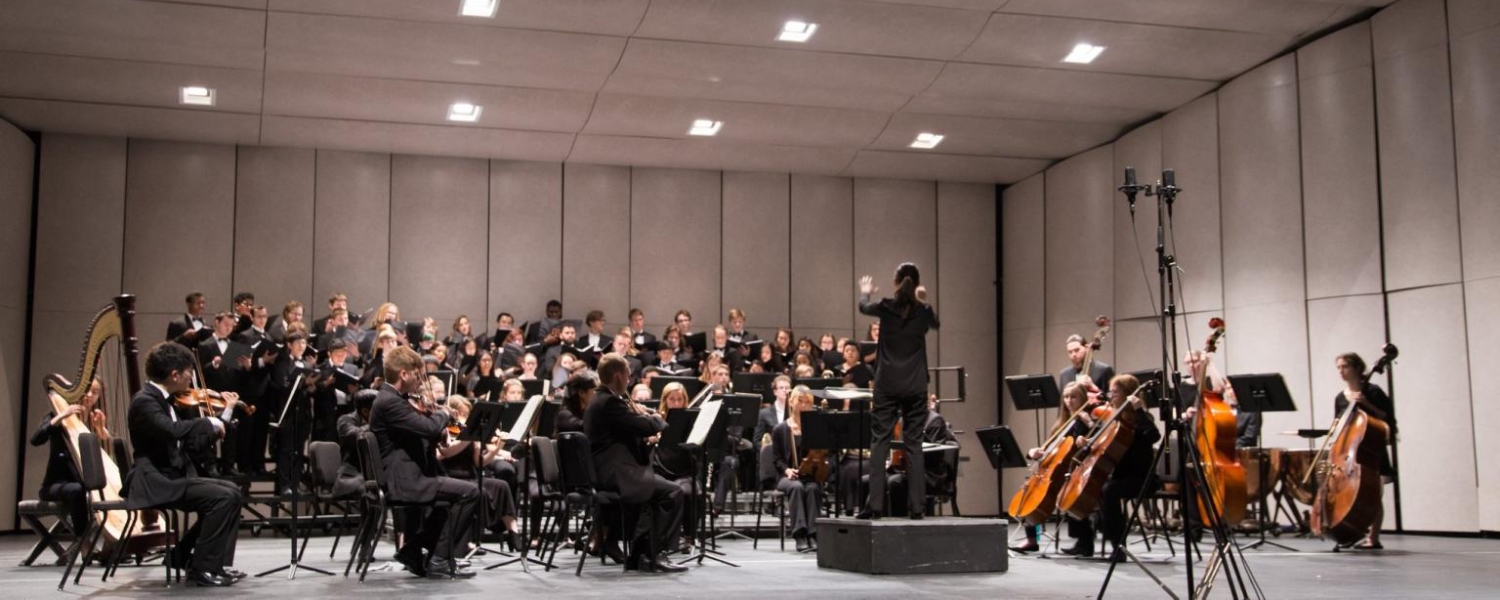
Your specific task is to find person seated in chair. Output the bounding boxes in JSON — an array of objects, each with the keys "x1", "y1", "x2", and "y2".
[
  {"x1": 31, "y1": 377, "x2": 110, "y2": 538},
  {"x1": 770, "y1": 386, "x2": 827, "y2": 552}
]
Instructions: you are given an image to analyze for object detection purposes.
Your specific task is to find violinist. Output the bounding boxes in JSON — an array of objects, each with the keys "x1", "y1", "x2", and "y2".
[
  {"x1": 31, "y1": 377, "x2": 110, "y2": 536},
  {"x1": 368, "y1": 346, "x2": 480, "y2": 579},
  {"x1": 1085, "y1": 374, "x2": 1160, "y2": 561},
  {"x1": 1333, "y1": 352, "x2": 1394, "y2": 550},
  {"x1": 1060, "y1": 334, "x2": 1114, "y2": 402},
  {"x1": 123, "y1": 342, "x2": 244, "y2": 587},
  {"x1": 771, "y1": 386, "x2": 825, "y2": 551},
  {"x1": 439, "y1": 396, "x2": 523, "y2": 552},
  {"x1": 1011, "y1": 382, "x2": 1098, "y2": 553}
]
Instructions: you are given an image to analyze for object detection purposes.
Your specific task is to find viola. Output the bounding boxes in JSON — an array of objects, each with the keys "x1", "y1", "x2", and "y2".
[
  {"x1": 173, "y1": 388, "x2": 255, "y2": 416},
  {"x1": 1310, "y1": 344, "x2": 1397, "y2": 546},
  {"x1": 1190, "y1": 317, "x2": 1246, "y2": 525}
]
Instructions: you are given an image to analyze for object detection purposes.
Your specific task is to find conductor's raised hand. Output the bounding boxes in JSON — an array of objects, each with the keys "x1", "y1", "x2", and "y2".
[{"x1": 858, "y1": 275, "x2": 876, "y2": 295}]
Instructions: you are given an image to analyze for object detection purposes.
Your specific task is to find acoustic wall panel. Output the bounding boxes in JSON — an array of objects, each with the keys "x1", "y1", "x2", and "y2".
[
  {"x1": 389, "y1": 155, "x2": 489, "y2": 324},
  {"x1": 488, "y1": 160, "x2": 562, "y2": 324},
  {"x1": 1373, "y1": 0, "x2": 1463, "y2": 291},
  {"x1": 1466, "y1": 277, "x2": 1500, "y2": 531},
  {"x1": 1159, "y1": 94, "x2": 1224, "y2": 314},
  {"x1": 1043, "y1": 145, "x2": 1114, "y2": 327},
  {"x1": 312, "y1": 150, "x2": 390, "y2": 317},
  {"x1": 1000, "y1": 325, "x2": 1045, "y2": 502},
  {"x1": 854, "y1": 178, "x2": 938, "y2": 357},
  {"x1": 937, "y1": 181, "x2": 998, "y2": 515},
  {"x1": 1298, "y1": 24, "x2": 1384, "y2": 300},
  {"x1": 790, "y1": 175, "x2": 853, "y2": 334},
  {"x1": 1219, "y1": 56, "x2": 1305, "y2": 310},
  {"x1": 1000, "y1": 173, "x2": 1044, "y2": 331},
  {"x1": 233, "y1": 146, "x2": 315, "y2": 316},
  {"x1": 1223, "y1": 301, "x2": 1311, "y2": 440},
  {"x1": 1450, "y1": 17, "x2": 1500, "y2": 282},
  {"x1": 32, "y1": 135, "x2": 125, "y2": 312},
  {"x1": 1112, "y1": 121, "x2": 1162, "y2": 322},
  {"x1": 722, "y1": 171, "x2": 790, "y2": 337},
  {"x1": 0, "y1": 119, "x2": 31, "y2": 531},
  {"x1": 631, "y1": 168, "x2": 721, "y2": 334},
  {"x1": 122, "y1": 140, "x2": 237, "y2": 325},
  {"x1": 1305, "y1": 294, "x2": 1387, "y2": 430},
  {"x1": 562, "y1": 164, "x2": 631, "y2": 325},
  {"x1": 1387, "y1": 283, "x2": 1477, "y2": 532}
]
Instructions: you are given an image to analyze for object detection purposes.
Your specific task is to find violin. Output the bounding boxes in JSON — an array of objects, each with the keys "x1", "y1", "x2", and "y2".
[{"x1": 173, "y1": 388, "x2": 255, "y2": 415}]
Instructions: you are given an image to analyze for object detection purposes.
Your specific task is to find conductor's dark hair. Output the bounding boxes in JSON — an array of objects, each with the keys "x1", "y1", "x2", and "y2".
[
  {"x1": 893, "y1": 262, "x2": 921, "y2": 317},
  {"x1": 1337, "y1": 352, "x2": 1366, "y2": 374},
  {"x1": 145, "y1": 342, "x2": 196, "y2": 383}
]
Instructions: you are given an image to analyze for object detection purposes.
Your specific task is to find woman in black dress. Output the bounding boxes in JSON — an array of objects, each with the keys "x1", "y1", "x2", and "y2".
[
  {"x1": 855, "y1": 263, "x2": 940, "y2": 520},
  {"x1": 1333, "y1": 352, "x2": 1395, "y2": 550}
]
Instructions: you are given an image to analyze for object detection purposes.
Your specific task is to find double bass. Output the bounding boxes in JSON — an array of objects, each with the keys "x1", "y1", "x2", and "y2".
[
  {"x1": 1056, "y1": 382, "x2": 1152, "y2": 519},
  {"x1": 1190, "y1": 317, "x2": 1247, "y2": 525},
  {"x1": 1074, "y1": 316, "x2": 1112, "y2": 389},
  {"x1": 1309, "y1": 345, "x2": 1397, "y2": 546}
]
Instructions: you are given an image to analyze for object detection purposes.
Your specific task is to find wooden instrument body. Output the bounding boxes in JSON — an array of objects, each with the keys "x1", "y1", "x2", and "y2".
[
  {"x1": 1194, "y1": 388, "x2": 1248, "y2": 524},
  {"x1": 797, "y1": 450, "x2": 831, "y2": 483},
  {"x1": 1281, "y1": 449, "x2": 1320, "y2": 505},
  {"x1": 1310, "y1": 409, "x2": 1389, "y2": 545},
  {"x1": 1009, "y1": 435, "x2": 1079, "y2": 525},
  {"x1": 1057, "y1": 408, "x2": 1138, "y2": 520}
]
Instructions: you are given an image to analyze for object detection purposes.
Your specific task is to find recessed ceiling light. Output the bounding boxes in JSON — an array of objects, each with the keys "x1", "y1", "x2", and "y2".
[
  {"x1": 910, "y1": 132, "x2": 944, "y2": 149},
  {"x1": 688, "y1": 119, "x2": 722, "y2": 136},
  {"x1": 460, "y1": 0, "x2": 498, "y2": 18},
  {"x1": 778, "y1": 20, "x2": 818, "y2": 42},
  {"x1": 448, "y1": 102, "x2": 483, "y2": 122},
  {"x1": 180, "y1": 86, "x2": 215, "y2": 106},
  {"x1": 1063, "y1": 43, "x2": 1106, "y2": 64}
]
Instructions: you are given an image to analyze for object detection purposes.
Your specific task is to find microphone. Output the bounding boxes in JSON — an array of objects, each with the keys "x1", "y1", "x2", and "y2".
[
  {"x1": 1118, "y1": 166, "x2": 1146, "y2": 212},
  {"x1": 1161, "y1": 168, "x2": 1175, "y2": 188}
]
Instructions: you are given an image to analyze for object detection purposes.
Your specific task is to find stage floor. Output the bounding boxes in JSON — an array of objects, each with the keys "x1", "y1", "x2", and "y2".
[{"x1": 4, "y1": 528, "x2": 1497, "y2": 598}]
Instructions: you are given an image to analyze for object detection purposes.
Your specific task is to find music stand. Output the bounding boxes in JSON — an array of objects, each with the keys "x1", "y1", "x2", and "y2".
[
  {"x1": 486, "y1": 396, "x2": 549, "y2": 571},
  {"x1": 651, "y1": 376, "x2": 706, "y2": 399},
  {"x1": 794, "y1": 377, "x2": 843, "y2": 390},
  {"x1": 1129, "y1": 369, "x2": 1165, "y2": 408},
  {"x1": 459, "y1": 402, "x2": 510, "y2": 562},
  {"x1": 732, "y1": 372, "x2": 778, "y2": 404},
  {"x1": 975, "y1": 425, "x2": 1028, "y2": 470},
  {"x1": 708, "y1": 393, "x2": 761, "y2": 540},
  {"x1": 520, "y1": 378, "x2": 545, "y2": 399},
  {"x1": 1004, "y1": 374, "x2": 1060, "y2": 485},
  {"x1": 1227, "y1": 373, "x2": 1298, "y2": 551}
]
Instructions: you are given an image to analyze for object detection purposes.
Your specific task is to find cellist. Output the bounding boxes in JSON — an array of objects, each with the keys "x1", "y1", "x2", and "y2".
[
  {"x1": 1332, "y1": 352, "x2": 1395, "y2": 550},
  {"x1": 1009, "y1": 381, "x2": 1097, "y2": 554},
  {"x1": 1089, "y1": 374, "x2": 1160, "y2": 561}
]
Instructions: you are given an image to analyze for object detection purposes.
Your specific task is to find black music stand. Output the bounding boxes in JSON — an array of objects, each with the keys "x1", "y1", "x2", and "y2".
[
  {"x1": 1129, "y1": 369, "x2": 1166, "y2": 408},
  {"x1": 976, "y1": 425, "x2": 1028, "y2": 470},
  {"x1": 1004, "y1": 374, "x2": 1060, "y2": 477},
  {"x1": 485, "y1": 398, "x2": 549, "y2": 571},
  {"x1": 257, "y1": 373, "x2": 333, "y2": 579},
  {"x1": 650, "y1": 376, "x2": 706, "y2": 399},
  {"x1": 673, "y1": 405, "x2": 736, "y2": 567},
  {"x1": 793, "y1": 411, "x2": 842, "y2": 553},
  {"x1": 794, "y1": 377, "x2": 843, "y2": 390},
  {"x1": 1228, "y1": 373, "x2": 1298, "y2": 551},
  {"x1": 459, "y1": 402, "x2": 511, "y2": 562},
  {"x1": 711, "y1": 393, "x2": 763, "y2": 540},
  {"x1": 731, "y1": 372, "x2": 779, "y2": 404}
]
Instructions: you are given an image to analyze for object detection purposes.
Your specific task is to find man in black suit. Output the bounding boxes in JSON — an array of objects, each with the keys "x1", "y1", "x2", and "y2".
[
  {"x1": 166, "y1": 292, "x2": 209, "y2": 346},
  {"x1": 583, "y1": 353, "x2": 686, "y2": 573},
  {"x1": 1059, "y1": 334, "x2": 1115, "y2": 403},
  {"x1": 195, "y1": 312, "x2": 252, "y2": 478},
  {"x1": 123, "y1": 342, "x2": 245, "y2": 587},
  {"x1": 369, "y1": 346, "x2": 479, "y2": 579},
  {"x1": 234, "y1": 305, "x2": 275, "y2": 475},
  {"x1": 542, "y1": 322, "x2": 578, "y2": 376},
  {"x1": 627, "y1": 308, "x2": 656, "y2": 353},
  {"x1": 311, "y1": 292, "x2": 347, "y2": 339}
]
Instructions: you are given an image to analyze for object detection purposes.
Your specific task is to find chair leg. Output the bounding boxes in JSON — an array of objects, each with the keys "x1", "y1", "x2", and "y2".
[
  {"x1": 58, "y1": 519, "x2": 95, "y2": 591},
  {"x1": 104, "y1": 511, "x2": 139, "y2": 581},
  {"x1": 753, "y1": 493, "x2": 763, "y2": 550},
  {"x1": 343, "y1": 503, "x2": 373, "y2": 577},
  {"x1": 358, "y1": 500, "x2": 387, "y2": 582},
  {"x1": 779, "y1": 497, "x2": 787, "y2": 551}
]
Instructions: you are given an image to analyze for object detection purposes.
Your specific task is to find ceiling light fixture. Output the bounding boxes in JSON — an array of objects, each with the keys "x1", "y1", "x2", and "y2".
[
  {"x1": 910, "y1": 132, "x2": 944, "y2": 149},
  {"x1": 179, "y1": 86, "x2": 215, "y2": 106},
  {"x1": 1063, "y1": 43, "x2": 1106, "y2": 64},
  {"x1": 778, "y1": 20, "x2": 818, "y2": 42},
  {"x1": 688, "y1": 119, "x2": 722, "y2": 136},
  {"x1": 460, "y1": 0, "x2": 499, "y2": 18},
  {"x1": 448, "y1": 102, "x2": 483, "y2": 122}
]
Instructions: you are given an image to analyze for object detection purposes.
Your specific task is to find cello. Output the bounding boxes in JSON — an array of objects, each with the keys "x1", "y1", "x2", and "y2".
[
  {"x1": 1008, "y1": 400, "x2": 1096, "y2": 525},
  {"x1": 1190, "y1": 317, "x2": 1247, "y2": 525},
  {"x1": 1309, "y1": 345, "x2": 1397, "y2": 546},
  {"x1": 1056, "y1": 382, "x2": 1153, "y2": 520}
]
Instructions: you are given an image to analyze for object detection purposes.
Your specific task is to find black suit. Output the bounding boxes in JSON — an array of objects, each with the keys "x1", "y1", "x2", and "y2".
[
  {"x1": 583, "y1": 389, "x2": 683, "y2": 560},
  {"x1": 368, "y1": 383, "x2": 478, "y2": 561},
  {"x1": 1059, "y1": 361, "x2": 1116, "y2": 402},
  {"x1": 858, "y1": 292, "x2": 940, "y2": 516},
  {"x1": 122, "y1": 384, "x2": 242, "y2": 573},
  {"x1": 751, "y1": 404, "x2": 783, "y2": 450}
]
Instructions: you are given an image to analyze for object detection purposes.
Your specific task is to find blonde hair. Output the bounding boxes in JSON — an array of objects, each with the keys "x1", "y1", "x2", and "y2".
[
  {"x1": 787, "y1": 385, "x2": 814, "y2": 429},
  {"x1": 660, "y1": 382, "x2": 689, "y2": 419}
]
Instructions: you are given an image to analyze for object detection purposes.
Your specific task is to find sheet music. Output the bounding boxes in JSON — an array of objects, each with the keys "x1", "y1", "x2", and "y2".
[
  {"x1": 688, "y1": 399, "x2": 722, "y2": 446},
  {"x1": 922, "y1": 442, "x2": 959, "y2": 453},
  {"x1": 507, "y1": 394, "x2": 545, "y2": 440},
  {"x1": 822, "y1": 388, "x2": 873, "y2": 400}
]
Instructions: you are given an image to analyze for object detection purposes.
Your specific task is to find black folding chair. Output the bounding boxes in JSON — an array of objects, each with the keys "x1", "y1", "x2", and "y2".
[
  {"x1": 752, "y1": 443, "x2": 787, "y2": 550},
  {"x1": 350, "y1": 432, "x2": 456, "y2": 581}
]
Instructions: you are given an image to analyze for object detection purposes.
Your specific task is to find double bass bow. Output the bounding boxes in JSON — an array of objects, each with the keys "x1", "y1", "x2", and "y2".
[
  {"x1": 1189, "y1": 317, "x2": 1247, "y2": 525},
  {"x1": 1309, "y1": 344, "x2": 1397, "y2": 546}
]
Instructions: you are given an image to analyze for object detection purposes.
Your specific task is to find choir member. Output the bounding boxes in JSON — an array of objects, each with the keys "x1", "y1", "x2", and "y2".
[{"x1": 167, "y1": 291, "x2": 209, "y2": 346}]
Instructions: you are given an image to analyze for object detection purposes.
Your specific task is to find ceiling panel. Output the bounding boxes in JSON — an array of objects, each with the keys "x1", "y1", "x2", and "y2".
[
  {"x1": 603, "y1": 39, "x2": 944, "y2": 111},
  {"x1": 0, "y1": 98, "x2": 261, "y2": 145},
  {"x1": 870, "y1": 113, "x2": 1123, "y2": 158},
  {"x1": 922, "y1": 63, "x2": 1218, "y2": 112},
  {"x1": 569, "y1": 135, "x2": 856, "y2": 175},
  {"x1": 634, "y1": 0, "x2": 989, "y2": 60},
  {"x1": 842, "y1": 150, "x2": 1051, "y2": 183},
  {"x1": 265, "y1": 12, "x2": 627, "y2": 90},
  {"x1": 865, "y1": 0, "x2": 1009, "y2": 10},
  {"x1": 903, "y1": 94, "x2": 1158, "y2": 125},
  {"x1": 0, "y1": 52, "x2": 263, "y2": 113},
  {"x1": 140, "y1": 0, "x2": 268, "y2": 8},
  {"x1": 582, "y1": 94, "x2": 889, "y2": 148},
  {"x1": 996, "y1": 0, "x2": 1372, "y2": 37},
  {"x1": 260, "y1": 115, "x2": 576, "y2": 162},
  {"x1": 0, "y1": 0, "x2": 266, "y2": 70},
  {"x1": 960, "y1": 14, "x2": 1293, "y2": 80},
  {"x1": 266, "y1": 0, "x2": 650, "y2": 37},
  {"x1": 262, "y1": 71, "x2": 593, "y2": 132}
]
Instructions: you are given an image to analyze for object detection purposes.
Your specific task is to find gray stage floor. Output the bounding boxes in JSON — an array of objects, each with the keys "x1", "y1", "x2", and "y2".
[{"x1": 6, "y1": 528, "x2": 1498, "y2": 599}]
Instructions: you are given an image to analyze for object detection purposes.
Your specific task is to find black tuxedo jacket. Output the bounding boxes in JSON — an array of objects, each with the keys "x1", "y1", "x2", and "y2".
[
  {"x1": 1059, "y1": 361, "x2": 1116, "y2": 401},
  {"x1": 198, "y1": 337, "x2": 251, "y2": 395},
  {"x1": 752, "y1": 404, "x2": 783, "y2": 449},
  {"x1": 583, "y1": 389, "x2": 666, "y2": 503},
  {"x1": 122, "y1": 384, "x2": 219, "y2": 509},
  {"x1": 167, "y1": 313, "x2": 206, "y2": 345},
  {"x1": 369, "y1": 383, "x2": 448, "y2": 503}
]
